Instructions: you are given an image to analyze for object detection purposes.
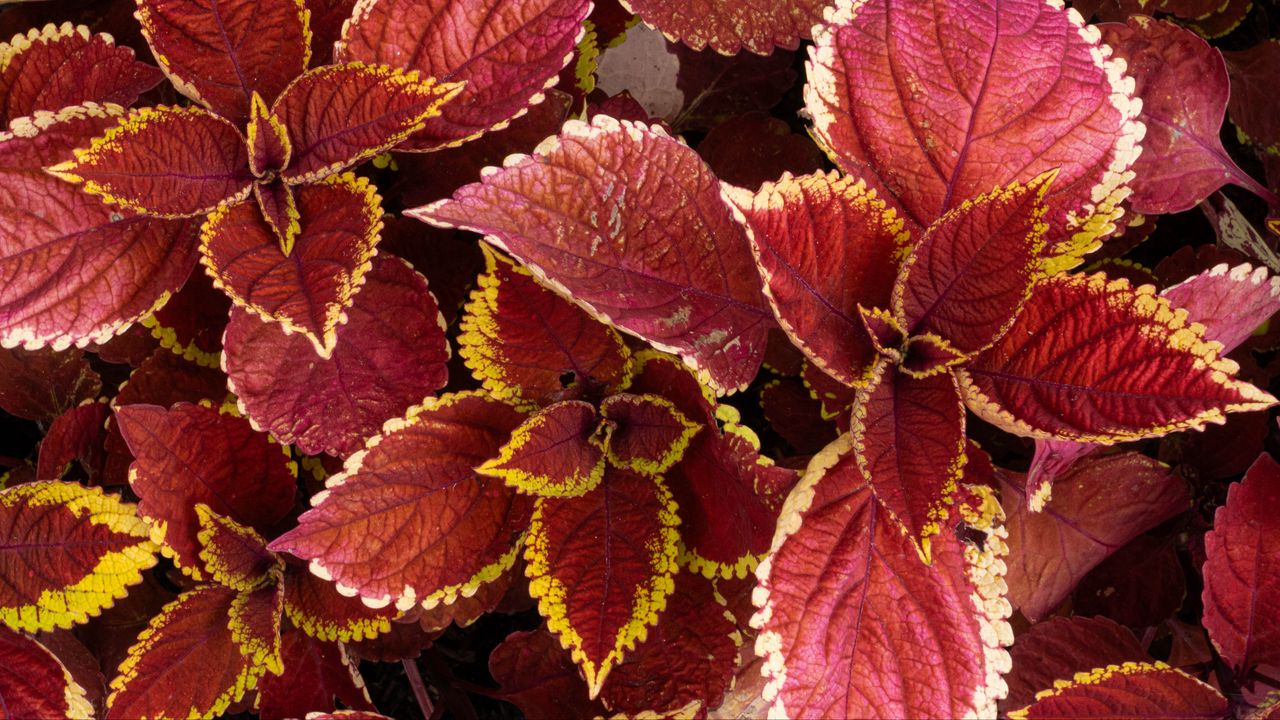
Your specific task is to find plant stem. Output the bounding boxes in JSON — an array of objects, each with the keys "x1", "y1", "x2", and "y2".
[{"x1": 403, "y1": 658, "x2": 434, "y2": 720}]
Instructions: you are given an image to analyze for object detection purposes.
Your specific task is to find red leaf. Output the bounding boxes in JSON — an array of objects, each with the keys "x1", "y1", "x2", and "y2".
[
  {"x1": 305, "y1": 0, "x2": 358, "y2": 66},
  {"x1": 1004, "y1": 616, "x2": 1150, "y2": 712},
  {"x1": 0, "y1": 625, "x2": 94, "y2": 719},
  {"x1": 135, "y1": 0, "x2": 309, "y2": 122},
  {"x1": 624, "y1": 349, "x2": 718, "y2": 427},
  {"x1": 759, "y1": 377, "x2": 839, "y2": 456},
  {"x1": 115, "y1": 403, "x2": 297, "y2": 576},
  {"x1": 48, "y1": 105, "x2": 254, "y2": 217},
  {"x1": 1162, "y1": 262, "x2": 1280, "y2": 353},
  {"x1": 1007, "y1": 662, "x2": 1228, "y2": 719},
  {"x1": 1075, "y1": 534, "x2": 1185, "y2": 628},
  {"x1": 808, "y1": 0, "x2": 1142, "y2": 269},
  {"x1": 490, "y1": 627, "x2": 606, "y2": 719},
  {"x1": 598, "y1": 573, "x2": 740, "y2": 715},
  {"x1": 416, "y1": 560, "x2": 521, "y2": 632},
  {"x1": 894, "y1": 173, "x2": 1053, "y2": 355},
  {"x1": 270, "y1": 392, "x2": 530, "y2": 611},
  {"x1": 414, "y1": 115, "x2": 772, "y2": 394},
  {"x1": 751, "y1": 435, "x2": 1012, "y2": 717},
  {"x1": 597, "y1": 393, "x2": 701, "y2": 476},
  {"x1": 337, "y1": 0, "x2": 590, "y2": 151},
  {"x1": 258, "y1": 626, "x2": 372, "y2": 720},
  {"x1": 621, "y1": 0, "x2": 827, "y2": 55},
  {"x1": 851, "y1": 363, "x2": 965, "y2": 560},
  {"x1": 458, "y1": 246, "x2": 633, "y2": 405},
  {"x1": 0, "y1": 105, "x2": 198, "y2": 350},
  {"x1": 1101, "y1": 17, "x2": 1272, "y2": 214},
  {"x1": 0, "y1": 347, "x2": 100, "y2": 422},
  {"x1": 0, "y1": 481, "x2": 157, "y2": 633},
  {"x1": 282, "y1": 567, "x2": 395, "y2": 643},
  {"x1": 199, "y1": 172, "x2": 382, "y2": 357},
  {"x1": 113, "y1": 350, "x2": 228, "y2": 409},
  {"x1": 727, "y1": 170, "x2": 908, "y2": 388},
  {"x1": 525, "y1": 467, "x2": 680, "y2": 697},
  {"x1": 37, "y1": 401, "x2": 109, "y2": 482},
  {"x1": 0, "y1": 22, "x2": 162, "y2": 123},
  {"x1": 105, "y1": 585, "x2": 265, "y2": 720},
  {"x1": 1202, "y1": 453, "x2": 1280, "y2": 674},
  {"x1": 962, "y1": 273, "x2": 1276, "y2": 442},
  {"x1": 195, "y1": 505, "x2": 279, "y2": 592},
  {"x1": 273, "y1": 63, "x2": 463, "y2": 183},
  {"x1": 247, "y1": 92, "x2": 291, "y2": 178},
  {"x1": 478, "y1": 400, "x2": 606, "y2": 498},
  {"x1": 997, "y1": 452, "x2": 1188, "y2": 621},
  {"x1": 1224, "y1": 40, "x2": 1280, "y2": 154},
  {"x1": 224, "y1": 254, "x2": 450, "y2": 457}
]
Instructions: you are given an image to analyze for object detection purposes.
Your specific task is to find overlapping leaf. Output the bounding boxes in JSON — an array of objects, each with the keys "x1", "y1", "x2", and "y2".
[
  {"x1": 751, "y1": 435, "x2": 1012, "y2": 718},
  {"x1": 478, "y1": 400, "x2": 605, "y2": 497},
  {"x1": 596, "y1": 393, "x2": 700, "y2": 475},
  {"x1": 142, "y1": 270, "x2": 232, "y2": 368},
  {"x1": 37, "y1": 401, "x2": 109, "y2": 481},
  {"x1": 337, "y1": 0, "x2": 591, "y2": 150},
  {"x1": 1004, "y1": 616, "x2": 1150, "y2": 712},
  {"x1": 224, "y1": 255, "x2": 450, "y2": 457},
  {"x1": 257, "y1": 626, "x2": 372, "y2": 720},
  {"x1": 1162, "y1": 262, "x2": 1280, "y2": 352},
  {"x1": 270, "y1": 392, "x2": 530, "y2": 611},
  {"x1": 282, "y1": 568, "x2": 395, "y2": 643},
  {"x1": 0, "y1": 481, "x2": 157, "y2": 633},
  {"x1": 0, "y1": 625, "x2": 94, "y2": 720},
  {"x1": 415, "y1": 115, "x2": 772, "y2": 393},
  {"x1": 807, "y1": 0, "x2": 1143, "y2": 269},
  {"x1": 490, "y1": 627, "x2": 607, "y2": 719},
  {"x1": 1223, "y1": 40, "x2": 1280, "y2": 154},
  {"x1": 620, "y1": 0, "x2": 828, "y2": 55},
  {"x1": 0, "y1": 347, "x2": 100, "y2": 422},
  {"x1": 1008, "y1": 662, "x2": 1228, "y2": 719},
  {"x1": 229, "y1": 581, "x2": 286, "y2": 674},
  {"x1": 196, "y1": 505, "x2": 280, "y2": 592}
]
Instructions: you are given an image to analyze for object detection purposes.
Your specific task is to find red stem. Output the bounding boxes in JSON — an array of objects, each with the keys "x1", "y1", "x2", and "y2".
[{"x1": 402, "y1": 658, "x2": 434, "y2": 720}]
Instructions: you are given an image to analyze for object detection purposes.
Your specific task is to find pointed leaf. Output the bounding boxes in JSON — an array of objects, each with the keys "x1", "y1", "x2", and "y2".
[
  {"x1": 459, "y1": 245, "x2": 633, "y2": 405},
  {"x1": 195, "y1": 505, "x2": 279, "y2": 592},
  {"x1": 337, "y1": 0, "x2": 590, "y2": 150},
  {"x1": 255, "y1": 182, "x2": 301, "y2": 255},
  {"x1": 248, "y1": 92, "x2": 291, "y2": 178},
  {"x1": 1008, "y1": 662, "x2": 1228, "y2": 719},
  {"x1": 1162, "y1": 262, "x2": 1280, "y2": 353},
  {"x1": 997, "y1": 452, "x2": 1188, "y2": 622},
  {"x1": 961, "y1": 273, "x2": 1277, "y2": 442},
  {"x1": 414, "y1": 115, "x2": 772, "y2": 394},
  {"x1": 0, "y1": 347, "x2": 99, "y2": 422},
  {"x1": 136, "y1": 0, "x2": 310, "y2": 122},
  {"x1": 282, "y1": 567, "x2": 395, "y2": 643},
  {"x1": 597, "y1": 393, "x2": 701, "y2": 476},
  {"x1": 525, "y1": 467, "x2": 680, "y2": 697},
  {"x1": 200, "y1": 172, "x2": 382, "y2": 357},
  {"x1": 620, "y1": 0, "x2": 828, "y2": 55},
  {"x1": 274, "y1": 63, "x2": 463, "y2": 183},
  {"x1": 258, "y1": 626, "x2": 372, "y2": 720},
  {"x1": 0, "y1": 22, "x2": 162, "y2": 122},
  {"x1": 0, "y1": 104, "x2": 198, "y2": 350},
  {"x1": 270, "y1": 392, "x2": 531, "y2": 610},
  {"x1": 807, "y1": 0, "x2": 1143, "y2": 270},
  {"x1": 477, "y1": 400, "x2": 606, "y2": 498},
  {"x1": 224, "y1": 255, "x2": 450, "y2": 457},
  {"x1": 105, "y1": 585, "x2": 264, "y2": 720},
  {"x1": 1005, "y1": 616, "x2": 1150, "y2": 712},
  {"x1": 48, "y1": 105, "x2": 253, "y2": 217},
  {"x1": 727, "y1": 170, "x2": 909, "y2": 387},
  {"x1": 115, "y1": 403, "x2": 297, "y2": 576},
  {"x1": 894, "y1": 173, "x2": 1053, "y2": 354},
  {"x1": 0, "y1": 625, "x2": 94, "y2": 720},
  {"x1": 751, "y1": 435, "x2": 1012, "y2": 718},
  {"x1": 1202, "y1": 453, "x2": 1280, "y2": 674},
  {"x1": 230, "y1": 581, "x2": 285, "y2": 674},
  {"x1": 0, "y1": 481, "x2": 157, "y2": 633}
]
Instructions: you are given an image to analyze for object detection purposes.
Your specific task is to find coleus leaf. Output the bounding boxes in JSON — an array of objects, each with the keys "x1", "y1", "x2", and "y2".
[
  {"x1": 0, "y1": 347, "x2": 100, "y2": 422},
  {"x1": 1202, "y1": 452, "x2": 1280, "y2": 675},
  {"x1": 270, "y1": 392, "x2": 530, "y2": 611},
  {"x1": 1223, "y1": 40, "x2": 1280, "y2": 154},
  {"x1": 230, "y1": 581, "x2": 286, "y2": 675},
  {"x1": 726, "y1": 170, "x2": 909, "y2": 388},
  {"x1": 1100, "y1": 16, "x2": 1273, "y2": 214},
  {"x1": 997, "y1": 452, "x2": 1188, "y2": 622},
  {"x1": 1004, "y1": 616, "x2": 1151, "y2": 712},
  {"x1": 115, "y1": 402, "x2": 297, "y2": 576},
  {"x1": 620, "y1": 0, "x2": 828, "y2": 55},
  {"x1": 760, "y1": 376, "x2": 839, "y2": 455},
  {"x1": 196, "y1": 505, "x2": 280, "y2": 592},
  {"x1": 414, "y1": 115, "x2": 773, "y2": 394},
  {"x1": 1074, "y1": 534, "x2": 1185, "y2": 628},
  {"x1": 0, "y1": 22, "x2": 163, "y2": 123},
  {"x1": 0, "y1": 481, "x2": 157, "y2": 633},
  {"x1": 200, "y1": 172, "x2": 382, "y2": 357},
  {"x1": 37, "y1": 401, "x2": 109, "y2": 482},
  {"x1": 337, "y1": 0, "x2": 591, "y2": 151},
  {"x1": 247, "y1": 92, "x2": 291, "y2": 179},
  {"x1": 961, "y1": 273, "x2": 1276, "y2": 442},
  {"x1": 0, "y1": 104, "x2": 198, "y2": 351},
  {"x1": 114, "y1": 349, "x2": 228, "y2": 409},
  {"x1": 47, "y1": 105, "x2": 254, "y2": 217},
  {"x1": 135, "y1": 0, "x2": 310, "y2": 123},
  {"x1": 416, "y1": 558, "x2": 522, "y2": 632},
  {"x1": 458, "y1": 246, "x2": 633, "y2": 406},
  {"x1": 596, "y1": 393, "x2": 701, "y2": 475},
  {"x1": 1007, "y1": 662, "x2": 1228, "y2": 719},
  {"x1": 142, "y1": 269, "x2": 232, "y2": 368},
  {"x1": 478, "y1": 400, "x2": 606, "y2": 498},
  {"x1": 273, "y1": 62, "x2": 464, "y2": 183},
  {"x1": 490, "y1": 627, "x2": 607, "y2": 719},
  {"x1": 697, "y1": 112, "x2": 825, "y2": 191},
  {"x1": 0, "y1": 625, "x2": 94, "y2": 720},
  {"x1": 282, "y1": 568, "x2": 395, "y2": 643},
  {"x1": 224, "y1": 254, "x2": 450, "y2": 457},
  {"x1": 525, "y1": 466, "x2": 680, "y2": 697},
  {"x1": 807, "y1": 0, "x2": 1143, "y2": 270},
  {"x1": 751, "y1": 434, "x2": 1012, "y2": 718},
  {"x1": 257, "y1": 626, "x2": 372, "y2": 720},
  {"x1": 105, "y1": 585, "x2": 264, "y2": 720}
]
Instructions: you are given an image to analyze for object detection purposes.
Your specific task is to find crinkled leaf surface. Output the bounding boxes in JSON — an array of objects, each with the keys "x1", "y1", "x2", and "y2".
[
  {"x1": 270, "y1": 392, "x2": 530, "y2": 611},
  {"x1": 415, "y1": 115, "x2": 772, "y2": 394},
  {"x1": 807, "y1": 0, "x2": 1142, "y2": 269},
  {"x1": 0, "y1": 105, "x2": 197, "y2": 351},
  {"x1": 478, "y1": 400, "x2": 605, "y2": 498},
  {"x1": 1202, "y1": 453, "x2": 1280, "y2": 675},
  {"x1": 0, "y1": 347, "x2": 100, "y2": 422},
  {"x1": 196, "y1": 505, "x2": 279, "y2": 592},
  {"x1": 621, "y1": 0, "x2": 828, "y2": 55},
  {"x1": 0, "y1": 625, "x2": 94, "y2": 720},
  {"x1": 997, "y1": 452, "x2": 1188, "y2": 622},
  {"x1": 136, "y1": 0, "x2": 310, "y2": 123},
  {"x1": 0, "y1": 22, "x2": 162, "y2": 123},
  {"x1": 1004, "y1": 616, "x2": 1150, "y2": 711},
  {"x1": 225, "y1": 255, "x2": 450, "y2": 457},
  {"x1": 1008, "y1": 662, "x2": 1228, "y2": 719},
  {"x1": 115, "y1": 403, "x2": 296, "y2": 575},
  {"x1": 337, "y1": 0, "x2": 590, "y2": 150},
  {"x1": 0, "y1": 481, "x2": 156, "y2": 633},
  {"x1": 1162, "y1": 262, "x2": 1280, "y2": 352},
  {"x1": 751, "y1": 434, "x2": 1011, "y2": 718}
]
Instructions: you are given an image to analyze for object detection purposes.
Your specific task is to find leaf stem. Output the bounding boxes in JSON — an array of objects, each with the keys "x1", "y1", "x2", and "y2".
[{"x1": 403, "y1": 658, "x2": 435, "y2": 720}]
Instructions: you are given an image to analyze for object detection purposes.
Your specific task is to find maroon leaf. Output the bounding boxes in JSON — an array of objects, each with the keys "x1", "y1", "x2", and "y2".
[
  {"x1": 258, "y1": 626, "x2": 372, "y2": 720},
  {"x1": 759, "y1": 377, "x2": 839, "y2": 456},
  {"x1": 596, "y1": 393, "x2": 701, "y2": 476},
  {"x1": 143, "y1": 269, "x2": 233, "y2": 368},
  {"x1": 1004, "y1": 616, "x2": 1151, "y2": 712},
  {"x1": 0, "y1": 347, "x2": 100, "y2": 422},
  {"x1": 282, "y1": 568, "x2": 395, "y2": 643},
  {"x1": 478, "y1": 400, "x2": 605, "y2": 498},
  {"x1": 1008, "y1": 662, "x2": 1228, "y2": 719},
  {"x1": 0, "y1": 625, "x2": 94, "y2": 719},
  {"x1": 1223, "y1": 40, "x2": 1280, "y2": 155},
  {"x1": 622, "y1": 0, "x2": 827, "y2": 55},
  {"x1": 196, "y1": 505, "x2": 279, "y2": 592},
  {"x1": 37, "y1": 401, "x2": 109, "y2": 482},
  {"x1": 696, "y1": 112, "x2": 824, "y2": 190},
  {"x1": 490, "y1": 627, "x2": 607, "y2": 719},
  {"x1": 1075, "y1": 534, "x2": 1185, "y2": 629},
  {"x1": 113, "y1": 350, "x2": 228, "y2": 409},
  {"x1": 672, "y1": 43, "x2": 797, "y2": 130}
]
